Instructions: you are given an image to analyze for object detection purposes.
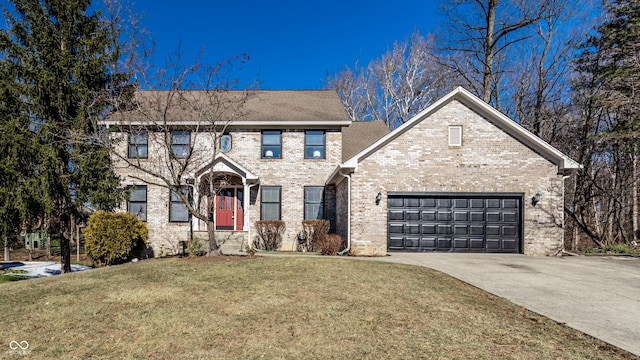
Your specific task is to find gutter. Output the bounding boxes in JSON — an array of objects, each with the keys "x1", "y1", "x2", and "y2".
[{"x1": 337, "y1": 170, "x2": 351, "y2": 256}]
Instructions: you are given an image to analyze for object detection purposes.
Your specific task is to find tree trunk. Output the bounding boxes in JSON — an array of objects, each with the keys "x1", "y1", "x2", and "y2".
[
  {"x1": 28, "y1": 232, "x2": 33, "y2": 261},
  {"x1": 3, "y1": 236, "x2": 9, "y2": 261},
  {"x1": 207, "y1": 220, "x2": 221, "y2": 256},
  {"x1": 46, "y1": 232, "x2": 51, "y2": 260},
  {"x1": 482, "y1": 0, "x2": 497, "y2": 103},
  {"x1": 633, "y1": 150, "x2": 638, "y2": 242},
  {"x1": 60, "y1": 236, "x2": 71, "y2": 273}
]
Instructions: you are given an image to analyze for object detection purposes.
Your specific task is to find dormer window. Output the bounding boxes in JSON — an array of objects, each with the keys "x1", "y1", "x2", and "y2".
[
  {"x1": 262, "y1": 130, "x2": 281, "y2": 159},
  {"x1": 305, "y1": 130, "x2": 325, "y2": 159}
]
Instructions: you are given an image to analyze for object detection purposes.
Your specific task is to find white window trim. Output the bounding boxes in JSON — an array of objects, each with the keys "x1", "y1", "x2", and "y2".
[{"x1": 449, "y1": 125, "x2": 463, "y2": 147}]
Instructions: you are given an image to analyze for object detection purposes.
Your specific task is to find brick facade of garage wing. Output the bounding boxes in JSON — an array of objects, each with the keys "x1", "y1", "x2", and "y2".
[{"x1": 327, "y1": 87, "x2": 581, "y2": 256}]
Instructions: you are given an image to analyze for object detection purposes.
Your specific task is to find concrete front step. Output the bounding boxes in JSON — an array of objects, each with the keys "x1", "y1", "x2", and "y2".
[{"x1": 191, "y1": 231, "x2": 247, "y2": 254}]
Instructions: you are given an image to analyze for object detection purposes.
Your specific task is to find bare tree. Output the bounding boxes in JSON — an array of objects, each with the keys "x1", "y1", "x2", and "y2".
[
  {"x1": 436, "y1": 0, "x2": 553, "y2": 108},
  {"x1": 105, "y1": 50, "x2": 255, "y2": 256},
  {"x1": 326, "y1": 31, "x2": 453, "y2": 129}
]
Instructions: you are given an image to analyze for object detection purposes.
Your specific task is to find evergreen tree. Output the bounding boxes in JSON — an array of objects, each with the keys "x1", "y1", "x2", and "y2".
[
  {"x1": 0, "y1": 60, "x2": 41, "y2": 260},
  {"x1": 578, "y1": 0, "x2": 640, "y2": 138},
  {"x1": 0, "y1": 0, "x2": 124, "y2": 271}
]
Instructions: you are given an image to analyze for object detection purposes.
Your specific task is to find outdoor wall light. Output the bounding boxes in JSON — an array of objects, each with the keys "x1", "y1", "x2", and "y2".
[
  {"x1": 531, "y1": 193, "x2": 541, "y2": 206},
  {"x1": 375, "y1": 192, "x2": 382, "y2": 205}
]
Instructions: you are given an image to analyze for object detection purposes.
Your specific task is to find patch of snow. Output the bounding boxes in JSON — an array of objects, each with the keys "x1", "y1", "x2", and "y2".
[{"x1": 6, "y1": 262, "x2": 91, "y2": 278}]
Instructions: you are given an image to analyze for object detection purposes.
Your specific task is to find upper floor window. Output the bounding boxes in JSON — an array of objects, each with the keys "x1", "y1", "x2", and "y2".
[
  {"x1": 304, "y1": 186, "x2": 324, "y2": 220},
  {"x1": 128, "y1": 131, "x2": 148, "y2": 159},
  {"x1": 262, "y1": 130, "x2": 282, "y2": 159},
  {"x1": 260, "y1": 186, "x2": 281, "y2": 220},
  {"x1": 170, "y1": 186, "x2": 191, "y2": 223},
  {"x1": 220, "y1": 134, "x2": 232, "y2": 153},
  {"x1": 171, "y1": 130, "x2": 190, "y2": 158},
  {"x1": 305, "y1": 130, "x2": 325, "y2": 159},
  {"x1": 127, "y1": 185, "x2": 147, "y2": 222}
]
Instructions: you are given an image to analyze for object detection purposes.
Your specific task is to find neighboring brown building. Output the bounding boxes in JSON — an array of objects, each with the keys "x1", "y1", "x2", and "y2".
[{"x1": 105, "y1": 87, "x2": 580, "y2": 256}]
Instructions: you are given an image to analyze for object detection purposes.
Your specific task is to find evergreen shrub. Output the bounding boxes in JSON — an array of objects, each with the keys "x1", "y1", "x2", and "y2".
[{"x1": 84, "y1": 211, "x2": 148, "y2": 266}]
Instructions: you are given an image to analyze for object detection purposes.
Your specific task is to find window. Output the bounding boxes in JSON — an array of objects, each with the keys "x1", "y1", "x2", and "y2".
[
  {"x1": 260, "y1": 186, "x2": 281, "y2": 220},
  {"x1": 171, "y1": 130, "x2": 190, "y2": 158},
  {"x1": 304, "y1": 186, "x2": 324, "y2": 220},
  {"x1": 220, "y1": 134, "x2": 232, "y2": 153},
  {"x1": 128, "y1": 131, "x2": 148, "y2": 158},
  {"x1": 305, "y1": 130, "x2": 325, "y2": 159},
  {"x1": 170, "y1": 187, "x2": 191, "y2": 223},
  {"x1": 449, "y1": 125, "x2": 462, "y2": 146},
  {"x1": 127, "y1": 185, "x2": 147, "y2": 221},
  {"x1": 262, "y1": 130, "x2": 281, "y2": 159}
]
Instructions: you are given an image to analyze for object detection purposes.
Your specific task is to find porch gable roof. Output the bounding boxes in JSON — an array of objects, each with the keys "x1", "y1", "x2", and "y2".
[{"x1": 193, "y1": 153, "x2": 259, "y2": 183}]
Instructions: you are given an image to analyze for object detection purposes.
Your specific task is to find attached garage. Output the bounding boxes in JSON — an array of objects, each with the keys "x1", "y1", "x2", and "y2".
[
  {"x1": 328, "y1": 87, "x2": 581, "y2": 256},
  {"x1": 387, "y1": 193, "x2": 522, "y2": 253}
]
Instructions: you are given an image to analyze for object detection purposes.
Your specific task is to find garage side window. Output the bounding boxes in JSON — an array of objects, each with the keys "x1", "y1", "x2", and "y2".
[
  {"x1": 261, "y1": 186, "x2": 281, "y2": 220},
  {"x1": 304, "y1": 186, "x2": 324, "y2": 220},
  {"x1": 449, "y1": 125, "x2": 462, "y2": 147},
  {"x1": 127, "y1": 185, "x2": 147, "y2": 222}
]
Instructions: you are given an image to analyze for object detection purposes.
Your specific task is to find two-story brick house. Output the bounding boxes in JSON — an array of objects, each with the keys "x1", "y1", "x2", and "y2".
[{"x1": 104, "y1": 87, "x2": 580, "y2": 256}]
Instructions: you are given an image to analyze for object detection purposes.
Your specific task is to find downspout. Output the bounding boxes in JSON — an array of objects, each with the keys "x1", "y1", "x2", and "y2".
[
  {"x1": 561, "y1": 175, "x2": 571, "y2": 254},
  {"x1": 337, "y1": 170, "x2": 351, "y2": 256},
  {"x1": 246, "y1": 181, "x2": 260, "y2": 251}
]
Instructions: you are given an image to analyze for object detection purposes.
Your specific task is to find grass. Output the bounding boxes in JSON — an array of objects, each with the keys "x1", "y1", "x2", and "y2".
[
  {"x1": 0, "y1": 256, "x2": 636, "y2": 360},
  {"x1": 582, "y1": 244, "x2": 640, "y2": 255}
]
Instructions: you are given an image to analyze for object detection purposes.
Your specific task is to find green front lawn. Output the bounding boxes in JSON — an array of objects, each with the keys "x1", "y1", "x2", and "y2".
[{"x1": 0, "y1": 256, "x2": 634, "y2": 359}]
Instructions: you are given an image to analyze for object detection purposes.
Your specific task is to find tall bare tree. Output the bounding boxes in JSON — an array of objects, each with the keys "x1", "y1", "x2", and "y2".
[
  {"x1": 567, "y1": 0, "x2": 640, "y2": 247},
  {"x1": 327, "y1": 31, "x2": 453, "y2": 129},
  {"x1": 105, "y1": 51, "x2": 255, "y2": 256},
  {"x1": 437, "y1": 0, "x2": 552, "y2": 108}
]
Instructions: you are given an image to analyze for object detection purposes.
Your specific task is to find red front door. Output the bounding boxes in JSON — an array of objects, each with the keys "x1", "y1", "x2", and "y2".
[
  {"x1": 215, "y1": 189, "x2": 243, "y2": 231},
  {"x1": 236, "y1": 189, "x2": 244, "y2": 230}
]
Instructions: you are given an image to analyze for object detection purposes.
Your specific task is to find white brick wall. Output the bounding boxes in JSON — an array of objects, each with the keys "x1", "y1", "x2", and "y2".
[
  {"x1": 345, "y1": 99, "x2": 564, "y2": 256},
  {"x1": 113, "y1": 129, "x2": 342, "y2": 254}
]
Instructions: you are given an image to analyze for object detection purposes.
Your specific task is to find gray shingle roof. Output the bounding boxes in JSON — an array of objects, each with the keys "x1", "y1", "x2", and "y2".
[{"x1": 342, "y1": 121, "x2": 390, "y2": 161}]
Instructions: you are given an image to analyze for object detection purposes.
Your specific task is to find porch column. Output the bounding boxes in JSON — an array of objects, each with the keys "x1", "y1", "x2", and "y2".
[
  {"x1": 243, "y1": 180, "x2": 249, "y2": 230},
  {"x1": 191, "y1": 178, "x2": 200, "y2": 232}
]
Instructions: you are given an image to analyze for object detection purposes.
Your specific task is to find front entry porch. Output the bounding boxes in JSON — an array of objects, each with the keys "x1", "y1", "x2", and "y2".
[{"x1": 190, "y1": 153, "x2": 260, "y2": 248}]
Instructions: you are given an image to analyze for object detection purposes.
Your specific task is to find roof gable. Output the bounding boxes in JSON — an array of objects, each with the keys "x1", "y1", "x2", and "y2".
[
  {"x1": 337, "y1": 87, "x2": 581, "y2": 177},
  {"x1": 194, "y1": 153, "x2": 258, "y2": 182}
]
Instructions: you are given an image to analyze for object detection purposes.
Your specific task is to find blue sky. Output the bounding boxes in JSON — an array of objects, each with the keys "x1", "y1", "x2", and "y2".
[{"x1": 132, "y1": 0, "x2": 444, "y2": 90}]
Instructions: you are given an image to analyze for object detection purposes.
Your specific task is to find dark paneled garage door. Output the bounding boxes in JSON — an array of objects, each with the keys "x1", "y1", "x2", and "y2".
[{"x1": 387, "y1": 193, "x2": 522, "y2": 253}]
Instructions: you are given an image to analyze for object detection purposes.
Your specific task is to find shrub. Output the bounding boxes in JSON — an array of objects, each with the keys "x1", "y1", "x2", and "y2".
[
  {"x1": 317, "y1": 234, "x2": 345, "y2": 255},
  {"x1": 300, "y1": 220, "x2": 330, "y2": 252},
  {"x1": 254, "y1": 220, "x2": 286, "y2": 250},
  {"x1": 187, "y1": 238, "x2": 206, "y2": 257},
  {"x1": 84, "y1": 211, "x2": 148, "y2": 266},
  {"x1": 602, "y1": 243, "x2": 639, "y2": 254}
]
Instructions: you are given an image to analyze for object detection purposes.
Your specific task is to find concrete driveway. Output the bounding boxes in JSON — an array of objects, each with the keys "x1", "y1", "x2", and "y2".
[{"x1": 373, "y1": 253, "x2": 640, "y2": 356}]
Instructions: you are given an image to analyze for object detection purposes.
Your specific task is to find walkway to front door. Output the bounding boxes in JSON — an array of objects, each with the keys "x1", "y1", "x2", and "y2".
[{"x1": 214, "y1": 188, "x2": 244, "y2": 231}]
